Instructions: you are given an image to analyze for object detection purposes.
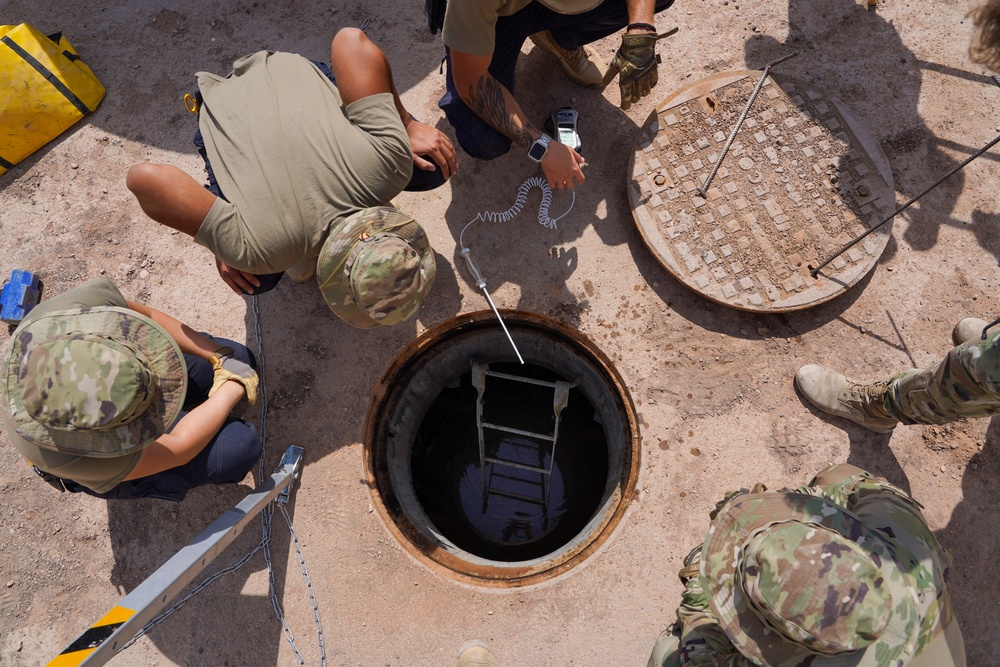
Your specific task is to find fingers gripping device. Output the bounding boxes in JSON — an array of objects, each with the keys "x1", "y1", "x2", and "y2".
[{"x1": 459, "y1": 177, "x2": 576, "y2": 364}]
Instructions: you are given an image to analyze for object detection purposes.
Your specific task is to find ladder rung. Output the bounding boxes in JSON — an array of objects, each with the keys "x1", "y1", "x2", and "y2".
[
  {"x1": 484, "y1": 487, "x2": 547, "y2": 505},
  {"x1": 485, "y1": 456, "x2": 550, "y2": 475},
  {"x1": 481, "y1": 422, "x2": 555, "y2": 441},
  {"x1": 484, "y1": 369, "x2": 568, "y2": 389},
  {"x1": 487, "y1": 469, "x2": 545, "y2": 487}
]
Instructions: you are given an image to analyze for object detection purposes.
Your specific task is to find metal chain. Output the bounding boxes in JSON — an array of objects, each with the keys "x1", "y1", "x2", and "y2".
[{"x1": 119, "y1": 294, "x2": 326, "y2": 666}]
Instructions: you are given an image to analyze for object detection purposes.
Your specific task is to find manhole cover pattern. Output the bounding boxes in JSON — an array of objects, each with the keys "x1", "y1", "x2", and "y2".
[{"x1": 630, "y1": 71, "x2": 894, "y2": 312}]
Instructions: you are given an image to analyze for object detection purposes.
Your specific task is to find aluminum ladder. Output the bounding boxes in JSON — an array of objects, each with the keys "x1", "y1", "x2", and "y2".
[{"x1": 472, "y1": 362, "x2": 574, "y2": 518}]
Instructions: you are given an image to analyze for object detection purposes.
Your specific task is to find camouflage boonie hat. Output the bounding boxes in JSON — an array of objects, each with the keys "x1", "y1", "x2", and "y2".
[
  {"x1": 316, "y1": 207, "x2": 436, "y2": 329},
  {"x1": 702, "y1": 493, "x2": 922, "y2": 667},
  {"x1": 0, "y1": 307, "x2": 186, "y2": 457}
]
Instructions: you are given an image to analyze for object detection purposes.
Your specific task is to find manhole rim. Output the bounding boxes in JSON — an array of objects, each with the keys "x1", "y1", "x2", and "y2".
[{"x1": 363, "y1": 310, "x2": 641, "y2": 588}]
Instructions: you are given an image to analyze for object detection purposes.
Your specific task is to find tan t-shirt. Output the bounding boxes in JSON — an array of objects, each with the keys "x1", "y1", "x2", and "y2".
[
  {"x1": 194, "y1": 51, "x2": 412, "y2": 275},
  {"x1": 443, "y1": 0, "x2": 535, "y2": 55},
  {"x1": 0, "y1": 279, "x2": 143, "y2": 493},
  {"x1": 442, "y1": 0, "x2": 602, "y2": 55}
]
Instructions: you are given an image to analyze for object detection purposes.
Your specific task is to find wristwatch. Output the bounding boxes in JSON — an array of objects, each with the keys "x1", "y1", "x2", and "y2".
[{"x1": 527, "y1": 134, "x2": 551, "y2": 162}]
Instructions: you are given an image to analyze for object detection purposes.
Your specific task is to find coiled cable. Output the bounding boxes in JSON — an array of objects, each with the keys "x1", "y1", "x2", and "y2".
[{"x1": 459, "y1": 176, "x2": 575, "y2": 249}]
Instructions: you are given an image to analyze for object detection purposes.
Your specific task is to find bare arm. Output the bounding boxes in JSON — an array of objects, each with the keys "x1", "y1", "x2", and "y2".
[
  {"x1": 451, "y1": 49, "x2": 584, "y2": 189},
  {"x1": 627, "y1": 0, "x2": 656, "y2": 27},
  {"x1": 126, "y1": 300, "x2": 223, "y2": 360},
  {"x1": 331, "y1": 28, "x2": 456, "y2": 179},
  {"x1": 125, "y1": 164, "x2": 262, "y2": 295},
  {"x1": 124, "y1": 381, "x2": 245, "y2": 479}
]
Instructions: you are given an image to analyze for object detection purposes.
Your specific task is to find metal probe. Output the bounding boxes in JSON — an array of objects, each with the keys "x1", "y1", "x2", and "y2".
[
  {"x1": 461, "y1": 246, "x2": 525, "y2": 364},
  {"x1": 699, "y1": 51, "x2": 799, "y2": 198},
  {"x1": 808, "y1": 131, "x2": 1000, "y2": 278}
]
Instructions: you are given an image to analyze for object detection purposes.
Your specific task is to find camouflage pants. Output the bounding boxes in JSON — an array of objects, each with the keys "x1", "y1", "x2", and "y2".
[{"x1": 880, "y1": 329, "x2": 1000, "y2": 425}]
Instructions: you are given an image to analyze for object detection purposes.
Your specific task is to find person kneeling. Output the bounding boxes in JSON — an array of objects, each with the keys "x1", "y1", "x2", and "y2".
[{"x1": 0, "y1": 278, "x2": 261, "y2": 501}]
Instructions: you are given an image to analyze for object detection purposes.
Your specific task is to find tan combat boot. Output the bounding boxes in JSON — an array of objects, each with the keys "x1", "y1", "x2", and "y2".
[
  {"x1": 794, "y1": 364, "x2": 898, "y2": 433},
  {"x1": 457, "y1": 641, "x2": 498, "y2": 667},
  {"x1": 529, "y1": 31, "x2": 607, "y2": 88},
  {"x1": 953, "y1": 317, "x2": 989, "y2": 346}
]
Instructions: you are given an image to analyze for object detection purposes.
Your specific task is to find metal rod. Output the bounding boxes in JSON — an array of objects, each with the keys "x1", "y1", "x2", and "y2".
[
  {"x1": 809, "y1": 131, "x2": 1000, "y2": 278},
  {"x1": 698, "y1": 51, "x2": 799, "y2": 197},
  {"x1": 462, "y1": 247, "x2": 524, "y2": 364},
  {"x1": 482, "y1": 287, "x2": 525, "y2": 364}
]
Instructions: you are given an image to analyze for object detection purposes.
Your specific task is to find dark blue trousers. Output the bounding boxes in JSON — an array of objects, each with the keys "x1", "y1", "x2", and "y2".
[
  {"x1": 66, "y1": 336, "x2": 263, "y2": 501},
  {"x1": 439, "y1": 0, "x2": 675, "y2": 160},
  {"x1": 194, "y1": 60, "x2": 446, "y2": 295}
]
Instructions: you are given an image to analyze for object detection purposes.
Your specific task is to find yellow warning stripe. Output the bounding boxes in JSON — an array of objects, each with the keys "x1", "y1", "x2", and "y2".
[{"x1": 47, "y1": 605, "x2": 136, "y2": 667}]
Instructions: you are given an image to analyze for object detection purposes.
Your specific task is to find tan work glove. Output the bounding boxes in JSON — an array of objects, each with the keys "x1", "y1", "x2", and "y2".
[
  {"x1": 209, "y1": 346, "x2": 259, "y2": 404},
  {"x1": 607, "y1": 27, "x2": 678, "y2": 110}
]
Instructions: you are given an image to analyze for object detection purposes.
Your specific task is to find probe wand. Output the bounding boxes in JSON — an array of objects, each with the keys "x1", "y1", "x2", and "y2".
[{"x1": 461, "y1": 247, "x2": 525, "y2": 364}]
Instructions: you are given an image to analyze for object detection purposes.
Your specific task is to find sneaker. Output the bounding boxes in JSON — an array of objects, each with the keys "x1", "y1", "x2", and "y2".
[
  {"x1": 457, "y1": 641, "x2": 498, "y2": 667},
  {"x1": 953, "y1": 317, "x2": 989, "y2": 346},
  {"x1": 794, "y1": 364, "x2": 898, "y2": 433},
  {"x1": 529, "y1": 31, "x2": 606, "y2": 88},
  {"x1": 286, "y1": 257, "x2": 316, "y2": 284}
]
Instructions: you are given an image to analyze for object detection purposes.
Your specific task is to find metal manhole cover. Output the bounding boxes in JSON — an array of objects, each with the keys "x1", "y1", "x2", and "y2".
[{"x1": 629, "y1": 70, "x2": 895, "y2": 312}]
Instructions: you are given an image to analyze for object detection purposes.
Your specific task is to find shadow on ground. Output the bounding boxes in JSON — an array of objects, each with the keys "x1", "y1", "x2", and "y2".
[{"x1": 936, "y1": 417, "x2": 1000, "y2": 667}]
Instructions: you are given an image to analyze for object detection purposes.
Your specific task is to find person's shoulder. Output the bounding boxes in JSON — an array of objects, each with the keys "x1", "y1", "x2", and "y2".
[{"x1": 17, "y1": 278, "x2": 126, "y2": 328}]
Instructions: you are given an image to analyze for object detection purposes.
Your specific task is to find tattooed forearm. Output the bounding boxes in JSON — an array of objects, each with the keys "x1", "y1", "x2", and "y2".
[{"x1": 468, "y1": 75, "x2": 536, "y2": 149}]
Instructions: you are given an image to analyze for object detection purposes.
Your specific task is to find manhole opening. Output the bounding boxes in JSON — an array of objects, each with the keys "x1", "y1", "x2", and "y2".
[
  {"x1": 413, "y1": 361, "x2": 609, "y2": 562},
  {"x1": 365, "y1": 312, "x2": 639, "y2": 587}
]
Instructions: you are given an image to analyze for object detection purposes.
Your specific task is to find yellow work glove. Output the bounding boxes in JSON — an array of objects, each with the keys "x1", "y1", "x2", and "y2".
[
  {"x1": 208, "y1": 346, "x2": 259, "y2": 404},
  {"x1": 607, "y1": 27, "x2": 678, "y2": 110}
]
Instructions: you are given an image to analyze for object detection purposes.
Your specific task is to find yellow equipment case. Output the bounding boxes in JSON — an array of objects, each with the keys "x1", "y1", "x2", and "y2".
[{"x1": 0, "y1": 23, "x2": 105, "y2": 176}]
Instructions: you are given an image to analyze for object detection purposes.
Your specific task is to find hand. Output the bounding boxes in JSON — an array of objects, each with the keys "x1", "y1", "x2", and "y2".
[
  {"x1": 406, "y1": 120, "x2": 457, "y2": 180},
  {"x1": 539, "y1": 141, "x2": 585, "y2": 191},
  {"x1": 216, "y1": 257, "x2": 260, "y2": 295},
  {"x1": 209, "y1": 346, "x2": 259, "y2": 404},
  {"x1": 610, "y1": 29, "x2": 661, "y2": 110}
]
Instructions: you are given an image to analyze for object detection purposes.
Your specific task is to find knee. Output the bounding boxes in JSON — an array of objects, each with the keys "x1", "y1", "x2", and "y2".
[
  {"x1": 227, "y1": 422, "x2": 263, "y2": 476},
  {"x1": 809, "y1": 463, "x2": 869, "y2": 488},
  {"x1": 126, "y1": 163, "x2": 163, "y2": 199},
  {"x1": 457, "y1": 130, "x2": 511, "y2": 161},
  {"x1": 125, "y1": 162, "x2": 155, "y2": 197},
  {"x1": 332, "y1": 27, "x2": 376, "y2": 61}
]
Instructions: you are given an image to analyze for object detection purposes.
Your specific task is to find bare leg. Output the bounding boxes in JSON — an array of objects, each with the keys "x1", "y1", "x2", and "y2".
[
  {"x1": 329, "y1": 29, "x2": 457, "y2": 181},
  {"x1": 126, "y1": 163, "x2": 218, "y2": 237},
  {"x1": 330, "y1": 28, "x2": 404, "y2": 113}
]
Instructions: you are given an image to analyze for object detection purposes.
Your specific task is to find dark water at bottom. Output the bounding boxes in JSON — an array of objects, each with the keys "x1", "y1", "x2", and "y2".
[{"x1": 411, "y1": 363, "x2": 609, "y2": 562}]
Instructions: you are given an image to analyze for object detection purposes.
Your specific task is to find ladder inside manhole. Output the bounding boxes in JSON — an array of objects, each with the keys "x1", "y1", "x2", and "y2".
[{"x1": 472, "y1": 362, "x2": 576, "y2": 520}]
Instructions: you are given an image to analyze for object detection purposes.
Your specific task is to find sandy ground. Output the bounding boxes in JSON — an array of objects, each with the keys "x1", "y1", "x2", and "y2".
[{"x1": 2, "y1": 0, "x2": 1000, "y2": 665}]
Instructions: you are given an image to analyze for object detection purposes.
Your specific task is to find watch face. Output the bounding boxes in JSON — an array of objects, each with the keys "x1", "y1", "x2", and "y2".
[{"x1": 528, "y1": 140, "x2": 548, "y2": 162}]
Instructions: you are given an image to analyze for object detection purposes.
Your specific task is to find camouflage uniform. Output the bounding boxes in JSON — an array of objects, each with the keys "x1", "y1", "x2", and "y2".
[
  {"x1": 1, "y1": 279, "x2": 261, "y2": 499},
  {"x1": 648, "y1": 464, "x2": 965, "y2": 667},
  {"x1": 874, "y1": 329, "x2": 1000, "y2": 425}
]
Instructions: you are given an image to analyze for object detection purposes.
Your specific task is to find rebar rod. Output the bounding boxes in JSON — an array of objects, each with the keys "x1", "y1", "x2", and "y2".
[
  {"x1": 809, "y1": 132, "x2": 1000, "y2": 278},
  {"x1": 698, "y1": 51, "x2": 799, "y2": 197}
]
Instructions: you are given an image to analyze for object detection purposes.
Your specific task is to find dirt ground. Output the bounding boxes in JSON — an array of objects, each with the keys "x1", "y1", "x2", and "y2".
[{"x1": 2, "y1": 0, "x2": 999, "y2": 665}]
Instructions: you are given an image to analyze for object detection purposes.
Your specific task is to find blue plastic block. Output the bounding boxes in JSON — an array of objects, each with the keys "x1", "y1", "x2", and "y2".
[{"x1": 1, "y1": 270, "x2": 41, "y2": 325}]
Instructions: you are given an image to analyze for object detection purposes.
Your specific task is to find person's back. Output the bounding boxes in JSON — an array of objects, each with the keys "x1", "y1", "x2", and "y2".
[{"x1": 195, "y1": 51, "x2": 412, "y2": 275}]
